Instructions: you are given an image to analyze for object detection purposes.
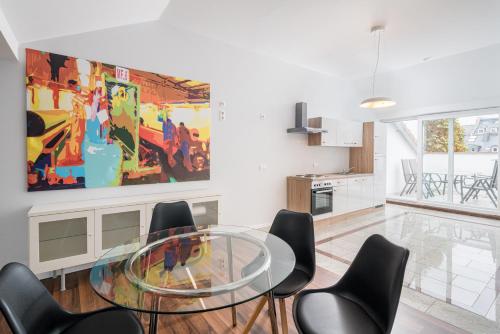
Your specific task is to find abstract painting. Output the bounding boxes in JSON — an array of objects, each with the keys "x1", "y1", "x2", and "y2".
[{"x1": 26, "y1": 49, "x2": 210, "y2": 191}]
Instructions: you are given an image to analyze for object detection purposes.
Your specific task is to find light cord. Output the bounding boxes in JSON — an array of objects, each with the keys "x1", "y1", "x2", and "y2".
[{"x1": 371, "y1": 29, "x2": 382, "y2": 96}]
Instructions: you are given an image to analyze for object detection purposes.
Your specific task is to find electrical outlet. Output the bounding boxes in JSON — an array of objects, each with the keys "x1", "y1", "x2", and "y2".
[
  {"x1": 312, "y1": 161, "x2": 319, "y2": 168},
  {"x1": 218, "y1": 101, "x2": 226, "y2": 121},
  {"x1": 259, "y1": 112, "x2": 266, "y2": 120},
  {"x1": 219, "y1": 110, "x2": 226, "y2": 121},
  {"x1": 259, "y1": 163, "x2": 267, "y2": 172}
]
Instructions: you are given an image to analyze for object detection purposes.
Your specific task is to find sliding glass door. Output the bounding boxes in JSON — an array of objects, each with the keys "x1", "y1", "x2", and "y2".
[
  {"x1": 422, "y1": 118, "x2": 450, "y2": 203},
  {"x1": 387, "y1": 108, "x2": 500, "y2": 211},
  {"x1": 453, "y1": 114, "x2": 499, "y2": 209}
]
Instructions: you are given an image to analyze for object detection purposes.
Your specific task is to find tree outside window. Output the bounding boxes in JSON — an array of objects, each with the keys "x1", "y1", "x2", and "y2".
[{"x1": 424, "y1": 119, "x2": 467, "y2": 153}]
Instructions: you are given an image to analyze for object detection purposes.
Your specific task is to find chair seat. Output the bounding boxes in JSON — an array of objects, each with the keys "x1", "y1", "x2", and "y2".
[
  {"x1": 274, "y1": 268, "x2": 311, "y2": 298},
  {"x1": 294, "y1": 291, "x2": 382, "y2": 334},
  {"x1": 63, "y1": 309, "x2": 144, "y2": 334}
]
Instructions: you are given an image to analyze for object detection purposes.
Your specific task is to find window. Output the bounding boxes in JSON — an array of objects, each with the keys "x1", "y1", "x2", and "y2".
[{"x1": 387, "y1": 110, "x2": 500, "y2": 210}]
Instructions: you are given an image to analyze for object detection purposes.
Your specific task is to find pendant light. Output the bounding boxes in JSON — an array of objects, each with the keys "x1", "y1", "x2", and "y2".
[{"x1": 360, "y1": 25, "x2": 396, "y2": 109}]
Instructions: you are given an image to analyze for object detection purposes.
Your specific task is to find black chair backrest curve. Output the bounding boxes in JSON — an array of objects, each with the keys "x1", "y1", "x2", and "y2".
[
  {"x1": 0, "y1": 262, "x2": 69, "y2": 334},
  {"x1": 148, "y1": 201, "x2": 196, "y2": 242},
  {"x1": 269, "y1": 209, "x2": 315, "y2": 278},
  {"x1": 333, "y1": 234, "x2": 409, "y2": 334}
]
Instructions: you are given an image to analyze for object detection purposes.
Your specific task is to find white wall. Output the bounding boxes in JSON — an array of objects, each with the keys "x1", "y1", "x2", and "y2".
[
  {"x1": 349, "y1": 43, "x2": 500, "y2": 121},
  {"x1": 0, "y1": 21, "x2": 359, "y2": 266}
]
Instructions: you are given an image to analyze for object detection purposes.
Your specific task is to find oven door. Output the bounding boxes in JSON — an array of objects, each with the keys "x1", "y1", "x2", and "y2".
[{"x1": 311, "y1": 187, "x2": 333, "y2": 216}]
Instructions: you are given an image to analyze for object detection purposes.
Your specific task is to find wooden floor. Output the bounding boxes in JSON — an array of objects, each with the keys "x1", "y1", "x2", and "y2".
[{"x1": 0, "y1": 265, "x2": 468, "y2": 334}]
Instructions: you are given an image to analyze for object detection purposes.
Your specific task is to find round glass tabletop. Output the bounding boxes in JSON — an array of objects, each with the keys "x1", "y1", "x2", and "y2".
[{"x1": 89, "y1": 225, "x2": 295, "y2": 314}]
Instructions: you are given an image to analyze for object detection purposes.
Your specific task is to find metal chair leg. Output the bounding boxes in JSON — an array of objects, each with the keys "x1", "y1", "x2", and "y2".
[
  {"x1": 279, "y1": 298, "x2": 288, "y2": 334},
  {"x1": 243, "y1": 297, "x2": 267, "y2": 334}
]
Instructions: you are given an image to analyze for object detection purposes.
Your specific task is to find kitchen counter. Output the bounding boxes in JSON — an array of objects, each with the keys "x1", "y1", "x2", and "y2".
[{"x1": 287, "y1": 172, "x2": 374, "y2": 181}]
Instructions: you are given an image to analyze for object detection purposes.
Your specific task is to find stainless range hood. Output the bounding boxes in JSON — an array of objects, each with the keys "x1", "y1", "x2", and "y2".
[{"x1": 286, "y1": 102, "x2": 327, "y2": 134}]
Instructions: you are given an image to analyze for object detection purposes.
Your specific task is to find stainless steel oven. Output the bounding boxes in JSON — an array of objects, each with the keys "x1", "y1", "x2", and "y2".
[{"x1": 311, "y1": 180, "x2": 333, "y2": 216}]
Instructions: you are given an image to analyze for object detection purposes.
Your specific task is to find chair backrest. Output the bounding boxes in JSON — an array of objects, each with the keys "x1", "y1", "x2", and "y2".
[
  {"x1": 269, "y1": 209, "x2": 315, "y2": 278},
  {"x1": 0, "y1": 262, "x2": 67, "y2": 334},
  {"x1": 333, "y1": 234, "x2": 409, "y2": 334},
  {"x1": 491, "y1": 160, "x2": 498, "y2": 188},
  {"x1": 408, "y1": 159, "x2": 417, "y2": 176},
  {"x1": 148, "y1": 201, "x2": 196, "y2": 243},
  {"x1": 401, "y1": 159, "x2": 411, "y2": 181}
]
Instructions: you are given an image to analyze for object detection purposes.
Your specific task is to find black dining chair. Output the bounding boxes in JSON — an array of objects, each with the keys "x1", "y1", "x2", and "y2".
[
  {"x1": 244, "y1": 209, "x2": 315, "y2": 334},
  {"x1": 293, "y1": 234, "x2": 409, "y2": 334},
  {"x1": 0, "y1": 262, "x2": 144, "y2": 334},
  {"x1": 148, "y1": 201, "x2": 196, "y2": 242}
]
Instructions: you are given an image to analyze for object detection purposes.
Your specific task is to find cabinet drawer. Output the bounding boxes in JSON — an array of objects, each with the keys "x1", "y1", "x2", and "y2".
[{"x1": 332, "y1": 179, "x2": 347, "y2": 186}]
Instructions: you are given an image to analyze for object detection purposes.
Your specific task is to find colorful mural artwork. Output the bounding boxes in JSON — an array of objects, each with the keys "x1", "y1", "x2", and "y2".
[{"x1": 26, "y1": 49, "x2": 211, "y2": 191}]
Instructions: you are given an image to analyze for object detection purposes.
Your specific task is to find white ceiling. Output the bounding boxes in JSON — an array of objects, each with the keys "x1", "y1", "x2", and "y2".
[
  {"x1": 162, "y1": 0, "x2": 500, "y2": 78},
  {"x1": 1, "y1": 0, "x2": 499, "y2": 78},
  {"x1": 0, "y1": 0, "x2": 171, "y2": 43}
]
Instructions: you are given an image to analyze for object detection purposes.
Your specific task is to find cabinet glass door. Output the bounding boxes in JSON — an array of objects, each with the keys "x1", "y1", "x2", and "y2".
[
  {"x1": 192, "y1": 200, "x2": 219, "y2": 226},
  {"x1": 95, "y1": 205, "x2": 145, "y2": 256},
  {"x1": 102, "y1": 211, "x2": 141, "y2": 250},
  {"x1": 30, "y1": 210, "x2": 94, "y2": 273},
  {"x1": 39, "y1": 217, "x2": 88, "y2": 262}
]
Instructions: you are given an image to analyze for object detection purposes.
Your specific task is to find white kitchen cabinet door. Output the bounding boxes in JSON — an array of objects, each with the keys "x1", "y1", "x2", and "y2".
[
  {"x1": 347, "y1": 177, "x2": 363, "y2": 211},
  {"x1": 337, "y1": 121, "x2": 363, "y2": 147},
  {"x1": 374, "y1": 122, "x2": 387, "y2": 156},
  {"x1": 351, "y1": 121, "x2": 363, "y2": 147},
  {"x1": 361, "y1": 177, "x2": 374, "y2": 209},
  {"x1": 321, "y1": 118, "x2": 338, "y2": 146},
  {"x1": 332, "y1": 184, "x2": 349, "y2": 215},
  {"x1": 373, "y1": 157, "x2": 387, "y2": 206}
]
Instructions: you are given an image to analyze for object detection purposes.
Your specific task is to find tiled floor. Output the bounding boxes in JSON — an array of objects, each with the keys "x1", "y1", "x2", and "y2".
[{"x1": 315, "y1": 204, "x2": 500, "y2": 334}]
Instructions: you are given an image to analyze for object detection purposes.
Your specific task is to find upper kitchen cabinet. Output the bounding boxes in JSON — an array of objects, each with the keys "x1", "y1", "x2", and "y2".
[{"x1": 308, "y1": 117, "x2": 363, "y2": 147}]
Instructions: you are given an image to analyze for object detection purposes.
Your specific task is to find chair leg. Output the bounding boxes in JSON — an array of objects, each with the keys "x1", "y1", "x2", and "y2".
[
  {"x1": 279, "y1": 298, "x2": 288, "y2": 334},
  {"x1": 231, "y1": 305, "x2": 237, "y2": 327},
  {"x1": 243, "y1": 297, "x2": 267, "y2": 334},
  {"x1": 400, "y1": 183, "x2": 408, "y2": 196}
]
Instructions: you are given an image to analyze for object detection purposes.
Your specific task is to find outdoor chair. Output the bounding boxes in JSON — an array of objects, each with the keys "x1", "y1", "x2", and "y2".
[{"x1": 461, "y1": 160, "x2": 498, "y2": 207}]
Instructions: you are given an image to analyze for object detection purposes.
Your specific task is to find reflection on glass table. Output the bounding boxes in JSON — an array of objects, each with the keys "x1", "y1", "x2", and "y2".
[{"x1": 89, "y1": 225, "x2": 295, "y2": 334}]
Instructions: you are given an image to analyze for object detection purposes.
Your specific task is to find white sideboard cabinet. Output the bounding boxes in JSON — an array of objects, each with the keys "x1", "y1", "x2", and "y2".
[{"x1": 29, "y1": 191, "x2": 222, "y2": 287}]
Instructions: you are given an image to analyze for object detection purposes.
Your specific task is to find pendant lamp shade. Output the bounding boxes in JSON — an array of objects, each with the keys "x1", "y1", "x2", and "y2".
[{"x1": 360, "y1": 26, "x2": 396, "y2": 109}]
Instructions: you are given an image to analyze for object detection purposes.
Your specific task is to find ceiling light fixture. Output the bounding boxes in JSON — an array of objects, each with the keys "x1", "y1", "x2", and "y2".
[{"x1": 360, "y1": 25, "x2": 396, "y2": 109}]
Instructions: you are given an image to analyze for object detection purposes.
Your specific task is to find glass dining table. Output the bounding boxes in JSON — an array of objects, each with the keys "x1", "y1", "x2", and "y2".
[{"x1": 89, "y1": 224, "x2": 296, "y2": 334}]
